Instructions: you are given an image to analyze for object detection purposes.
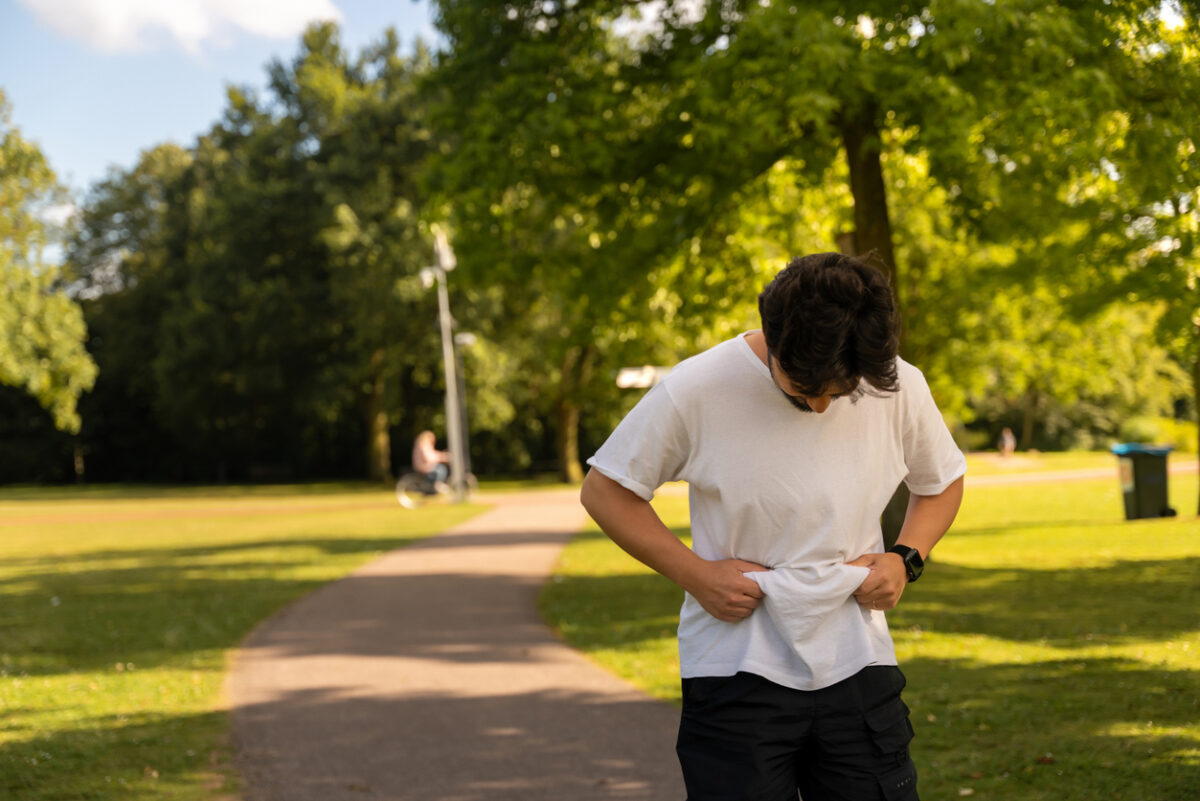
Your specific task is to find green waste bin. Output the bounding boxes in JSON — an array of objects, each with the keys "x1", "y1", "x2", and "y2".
[{"x1": 1111, "y1": 443, "x2": 1176, "y2": 520}]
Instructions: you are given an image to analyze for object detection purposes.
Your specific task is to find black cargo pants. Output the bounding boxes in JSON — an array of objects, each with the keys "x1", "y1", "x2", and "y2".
[{"x1": 676, "y1": 666, "x2": 918, "y2": 801}]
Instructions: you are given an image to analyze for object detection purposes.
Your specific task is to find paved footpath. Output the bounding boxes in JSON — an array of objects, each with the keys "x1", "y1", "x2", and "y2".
[{"x1": 226, "y1": 488, "x2": 685, "y2": 801}]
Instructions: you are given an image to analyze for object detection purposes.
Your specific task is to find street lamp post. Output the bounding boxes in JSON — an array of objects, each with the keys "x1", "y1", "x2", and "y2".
[
  {"x1": 430, "y1": 226, "x2": 468, "y2": 503},
  {"x1": 453, "y1": 331, "x2": 477, "y2": 480}
]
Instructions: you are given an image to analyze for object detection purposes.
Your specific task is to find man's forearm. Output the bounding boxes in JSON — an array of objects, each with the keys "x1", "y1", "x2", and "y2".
[
  {"x1": 849, "y1": 475, "x2": 964, "y2": 610},
  {"x1": 579, "y1": 469, "x2": 701, "y2": 588},
  {"x1": 580, "y1": 469, "x2": 767, "y2": 622},
  {"x1": 895, "y1": 475, "x2": 965, "y2": 559}
]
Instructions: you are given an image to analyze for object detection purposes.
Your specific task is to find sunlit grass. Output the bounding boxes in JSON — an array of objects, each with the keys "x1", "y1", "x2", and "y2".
[
  {"x1": 541, "y1": 463, "x2": 1200, "y2": 800},
  {"x1": 960, "y1": 448, "x2": 1197, "y2": 476},
  {"x1": 0, "y1": 486, "x2": 484, "y2": 800},
  {"x1": 0, "y1": 481, "x2": 386, "y2": 502}
]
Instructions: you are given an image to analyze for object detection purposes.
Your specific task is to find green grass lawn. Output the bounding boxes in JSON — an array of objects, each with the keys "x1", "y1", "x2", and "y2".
[
  {"x1": 962, "y1": 450, "x2": 1117, "y2": 475},
  {"x1": 541, "y1": 455, "x2": 1200, "y2": 800},
  {"x1": 960, "y1": 448, "x2": 1198, "y2": 476},
  {"x1": 0, "y1": 484, "x2": 484, "y2": 800}
]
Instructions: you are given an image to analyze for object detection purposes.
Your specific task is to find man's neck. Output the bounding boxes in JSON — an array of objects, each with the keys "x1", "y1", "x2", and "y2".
[{"x1": 743, "y1": 330, "x2": 768, "y2": 366}]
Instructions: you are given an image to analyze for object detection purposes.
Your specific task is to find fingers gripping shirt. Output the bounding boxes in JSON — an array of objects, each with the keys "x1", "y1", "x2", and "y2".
[
  {"x1": 586, "y1": 334, "x2": 966, "y2": 691},
  {"x1": 744, "y1": 563, "x2": 873, "y2": 684}
]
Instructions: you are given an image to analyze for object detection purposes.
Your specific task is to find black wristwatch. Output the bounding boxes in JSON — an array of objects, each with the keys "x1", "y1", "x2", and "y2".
[{"x1": 888, "y1": 544, "x2": 924, "y2": 583}]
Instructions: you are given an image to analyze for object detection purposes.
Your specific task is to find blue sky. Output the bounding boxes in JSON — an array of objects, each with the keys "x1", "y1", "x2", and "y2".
[{"x1": 0, "y1": 0, "x2": 437, "y2": 197}]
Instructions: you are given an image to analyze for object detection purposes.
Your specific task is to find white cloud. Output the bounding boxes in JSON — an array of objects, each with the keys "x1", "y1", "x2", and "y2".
[{"x1": 18, "y1": 0, "x2": 343, "y2": 54}]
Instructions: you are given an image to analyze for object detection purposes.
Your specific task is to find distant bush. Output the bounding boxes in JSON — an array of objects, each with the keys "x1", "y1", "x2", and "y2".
[
  {"x1": 1117, "y1": 416, "x2": 1199, "y2": 453},
  {"x1": 953, "y1": 425, "x2": 994, "y2": 453}
]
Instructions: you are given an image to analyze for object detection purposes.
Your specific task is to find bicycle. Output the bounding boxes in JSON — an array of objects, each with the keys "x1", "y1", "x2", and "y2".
[{"x1": 395, "y1": 469, "x2": 478, "y2": 508}]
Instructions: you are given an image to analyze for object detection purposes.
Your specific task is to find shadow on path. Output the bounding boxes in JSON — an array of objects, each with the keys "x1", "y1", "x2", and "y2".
[{"x1": 227, "y1": 489, "x2": 684, "y2": 801}]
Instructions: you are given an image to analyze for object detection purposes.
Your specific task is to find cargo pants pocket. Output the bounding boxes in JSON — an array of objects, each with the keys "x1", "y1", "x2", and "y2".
[{"x1": 865, "y1": 696, "x2": 918, "y2": 799}]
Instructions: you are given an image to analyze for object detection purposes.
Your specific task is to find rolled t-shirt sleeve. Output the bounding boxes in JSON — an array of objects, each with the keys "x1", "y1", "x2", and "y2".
[
  {"x1": 586, "y1": 383, "x2": 690, "y2": 501},
  {"x1": 900, "y1": 366, "x2": 967, "y2": 496}
]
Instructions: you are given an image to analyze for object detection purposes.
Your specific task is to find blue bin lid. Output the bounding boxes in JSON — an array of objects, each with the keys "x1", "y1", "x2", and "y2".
[{"x1": 1111, "y1": 443, "x2": 1173, "y2": 456}]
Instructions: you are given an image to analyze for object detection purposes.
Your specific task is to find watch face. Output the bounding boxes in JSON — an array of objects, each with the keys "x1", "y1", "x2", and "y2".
[{"x1": 893, "y1": 546, "x2": 923, "y2": 581}]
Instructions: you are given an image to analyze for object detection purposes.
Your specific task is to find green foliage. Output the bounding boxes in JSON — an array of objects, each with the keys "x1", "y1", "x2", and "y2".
[
  {"x1": 1119, "y1": 416, "x2": 1199, "y2": 452},
  {"x1": 13, "y1": 5, "x2": 1200, "y2": 485},
  {"x1": 0, "y1": 91, "x2": 97, "y2": 433},
  {"x1": 935, "y1": 293, "x2": 1190, "y2": 449},
  {"x1": 66, "y1": 27, "x2": 456, "y2": 482},
  {"x1": 428, "y1": 0, "x2": 1200, "y2": 479}
]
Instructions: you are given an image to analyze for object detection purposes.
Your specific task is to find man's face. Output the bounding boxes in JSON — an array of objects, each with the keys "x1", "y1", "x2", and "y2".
[{"x1": 767, "y1": 353, "x2": 857, "y2": 415}]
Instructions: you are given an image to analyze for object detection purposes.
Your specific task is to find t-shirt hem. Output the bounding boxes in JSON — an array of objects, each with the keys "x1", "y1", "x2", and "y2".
[
  {"x1": 680, "y1": 654, "x2": 899, "y2": 692},
  {"x1": 905, "y1": 460, "x2": 967, "y2": 496},
  {"x1": 584, "y1": 458, "x2": 656, "y2": 501}
]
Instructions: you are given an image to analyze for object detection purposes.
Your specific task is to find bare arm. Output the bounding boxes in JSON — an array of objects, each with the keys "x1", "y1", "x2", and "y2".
[
  {"x1": 849, "y1": 475, "x2": 964, "y2": 610},
  {"x1": 579, "y1": 469, "x2": 766, "y2": 622}
]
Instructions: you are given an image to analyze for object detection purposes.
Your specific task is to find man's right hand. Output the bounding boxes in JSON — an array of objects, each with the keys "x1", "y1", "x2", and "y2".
[{"x1": 684, "y1": 559, "x2": 768, "y2": 622}]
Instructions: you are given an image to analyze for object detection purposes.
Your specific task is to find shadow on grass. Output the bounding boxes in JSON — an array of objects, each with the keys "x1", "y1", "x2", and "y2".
[
  {"x1": 7, "y1": 516, "x2": 659, "y2": 800},
  {"x1": 540, "y1": 545, "x2": 1200, "y2": 799},
  {"x1": 4, "y1": 660, "x2": 683, "y2": 801},
  {"x1": 0, "y1": 482, "x2": 388, "y2": 502},
  {"x1": 1, "y1": 535, "x2": 428, "y2": 677},
  {"x1": 2, "y1": 525, "x2": 584, "y2": 677},
  {"x1": 1, "y1": 709, "x2": 234, "y2": 801},
  {"x1": 897, "y1": 557, "x2": 1200, "y2": 646},
  {"x1": 900, "y1": 655, "x2": 1199, "y2": 800},
  {"x1": 542, "y1": 551, "x2": 1200, "y2": 650},
  {"x1": 944, "y1": 521, "x2": 1124, "y2": 537},
  {"x1": 0, "y1": 687, "x2": 679, "y2": 801}
]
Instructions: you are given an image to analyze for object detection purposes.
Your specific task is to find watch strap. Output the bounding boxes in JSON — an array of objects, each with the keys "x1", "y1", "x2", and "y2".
[{"x1": 888, "y1": 544, "x2": 924, "y2": 582}]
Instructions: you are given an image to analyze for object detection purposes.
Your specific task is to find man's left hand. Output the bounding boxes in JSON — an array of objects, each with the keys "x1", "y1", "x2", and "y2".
[{"x1": 847, "y1": 552, "x2": 907, "y2": 611}]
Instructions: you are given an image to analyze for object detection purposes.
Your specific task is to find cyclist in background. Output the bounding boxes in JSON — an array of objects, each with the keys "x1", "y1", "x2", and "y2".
[{"x1": 412, "y1": 430, "x2": 451, "y2": 492}]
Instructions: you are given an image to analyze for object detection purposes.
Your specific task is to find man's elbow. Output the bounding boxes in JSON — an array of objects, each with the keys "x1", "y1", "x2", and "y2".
[
  {"x1": 924, "y1": 475, "x2": 965, "y2": 518},
  {"x1": 580, "y1": 468, "x2": 603, "y2": 516},
  {"x1": 581, "y1": 468, "x2": 631, "y2": 518},
  {"x1": 944, "y1": 475, "x2": 965, "y2": 503}
]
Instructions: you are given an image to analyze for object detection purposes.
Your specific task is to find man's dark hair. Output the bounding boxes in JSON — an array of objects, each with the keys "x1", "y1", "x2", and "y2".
[{"x1": 758, "y1": 252, "x2": 900, "y2": 396}]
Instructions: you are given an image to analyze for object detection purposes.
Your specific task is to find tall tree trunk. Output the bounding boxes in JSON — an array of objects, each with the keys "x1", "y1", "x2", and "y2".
[
  {"x1": 838, "y1": 102, "x2": 903, "y2": 352},
  {"x1": 838, "y1": 104, "x2": 897, "y2": 273},
  {"x1": 556, "y1": 344, "x2": 595, "y2": 483},
  {"x1": 363, "y1": 349, "x2": 392, "y2": 483},
  {"x1": 839, "y1": 103, "x2": 911, "y2": 545},
  {"x1": 1020, "y1": 387, "x2": 1038, "y2": 450},
  {"x1": 1193, "y1": 350, "x2": 1200, "y2": 516},
  {"x1": 557, "y1": 400, "x2": 583, "y2": 483}
]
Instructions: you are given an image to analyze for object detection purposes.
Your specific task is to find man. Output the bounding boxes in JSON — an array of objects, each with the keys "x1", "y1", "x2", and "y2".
[
  {"x1": 580, "y1": 253, "x2": 965, "y2": 801},
  {"x1": 412, "y1": 430, "x2": 451, "y2": 491}
]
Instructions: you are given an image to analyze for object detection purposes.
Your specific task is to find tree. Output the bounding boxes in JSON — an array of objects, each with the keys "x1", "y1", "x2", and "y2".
[
  {"x1": 1027, "y1": 10, "x2": 1200, "y2": 509},
  {"x1": 67, "y1": 26, "x2": 455, "y2": 483},
  {"x1": 275, "y1": 25, "x2": 444, "y2": 481},
  {"x1": 429, "y1": 0, "x2": 1199, "y2": 481},
  {"x1": 427, "y1": 0, "x2": 794, "y2": 479},
  {"x1": 67, "y1": 143, "x2": 193, "y2": 479},
  {"x1": 0, "y1": 90, "x2": 96, "y2": 434}
]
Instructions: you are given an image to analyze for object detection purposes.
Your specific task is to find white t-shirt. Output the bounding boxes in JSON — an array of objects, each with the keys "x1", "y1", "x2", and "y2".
[{"x1": 586, "y1": 333, "x2": 966, "y2": 691}]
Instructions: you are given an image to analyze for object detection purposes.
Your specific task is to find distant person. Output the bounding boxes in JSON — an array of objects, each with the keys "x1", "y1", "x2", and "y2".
[
  {"x1": 581, "y1": 253, "x2": 965, "y2": 801},
  {"x1": 998, "y1": 427, "x2": 1016, "y2": 458},
  {"x1": 412, "y1": 430, "x2": 450, "y2": 490}
]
